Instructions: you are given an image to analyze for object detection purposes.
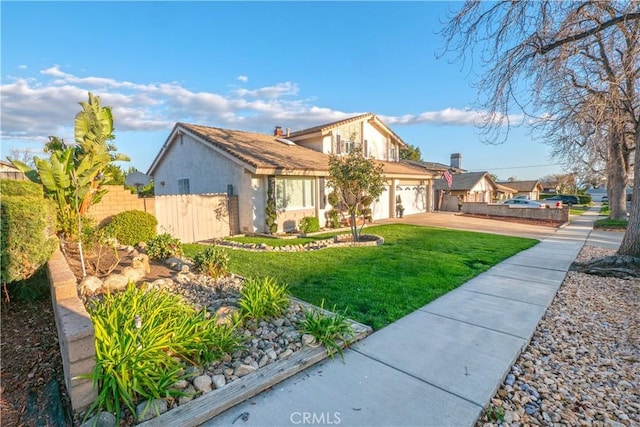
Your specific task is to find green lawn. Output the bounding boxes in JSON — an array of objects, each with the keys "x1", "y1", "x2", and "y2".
[
  {"x1": 184, "y1": 224, "x2": 537, "y2": 330},
  {"x1": 594, "y1": 218, "x2": 627, "y2": 229},
  {"x1": 570, "y1": 205, "x2": 590, "y2": 215}
]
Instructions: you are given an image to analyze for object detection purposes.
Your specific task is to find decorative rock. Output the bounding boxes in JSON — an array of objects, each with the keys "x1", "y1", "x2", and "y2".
[
  {"x1": 164, "y1": 257, "x2": 182, "y2": 270},
  {"x1": 266, "y1": 349, "x2": 278, "y2": 360},
  {"x1": 215, "y1": 306, "x2": 239, "y2": 326},
  {"x1": 193, "y1": 375, "x2": 212, "y2": 393},
  {"x1": 212, "y1": 374, "x2": 226, "y2": 389},
  {"x1": 79, "y1": 276, "x2": 103, "y2": 295},
  {"x1": 505, "y1": 373, "x2": 516, "y2": 386},
  {"x1": 132, "y1": 253, "x2": 150, "y2": 273},
  {"x1": 178, "y1": 385, "x2": 196, "y2": 405},
  {"x1": 234, "y1": 364, "x2": 256, "y2": 377},
  {"x1": 79, "y1": 411, "x2": 116, "y2": 427},
  {"x1": 151, "y1": 278, "x2": 173, "y2": 290},
  {"x1": 301, "y1": 334, "x2": 317, "y2": 346},
  {"x1": 172, "y1": 379, "x2": 188, "y2": 389},
  {"x1": 102, "y1": 274, "x2": 129, "y2": 291},
  {"x1": 122, "y1": 266, "x2": 145, "y2": 282},
  {"x1": 279, "y1": 349, "x2": 294, "y2": 360},
  {"x1": 136, "y1": 398, "x2": 167, "y2": 422}
]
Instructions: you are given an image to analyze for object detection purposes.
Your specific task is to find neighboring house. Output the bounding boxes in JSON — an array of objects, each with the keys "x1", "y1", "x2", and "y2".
[
  {"x1": 432, "y1": 171, "x2": 499, "y2": 212},
  {"x1": 0, "y1": 160, "x2": 27, "y2": 180},
  {"x1": 496, "y1": 180, "x2": 544, "y2": 201},
  {"x1": 147, "y1": 113, "x2": 435, "y2": 234},
  {"x1": 540, "y1": 181, "x2": 558, "y2": 194}
]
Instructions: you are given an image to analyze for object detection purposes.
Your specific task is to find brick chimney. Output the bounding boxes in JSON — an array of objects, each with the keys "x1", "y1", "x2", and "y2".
[
  {"x1": 450, "y1": 153, "x2": 461, "y2": 169},
  {"x1": 274, "y1": 126, "x2": 283, "y2": 136}
]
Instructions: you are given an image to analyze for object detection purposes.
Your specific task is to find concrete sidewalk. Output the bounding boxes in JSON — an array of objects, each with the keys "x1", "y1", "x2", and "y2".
[{"x1": 203, "y1": 208, "x2": 617, "y2": 427}]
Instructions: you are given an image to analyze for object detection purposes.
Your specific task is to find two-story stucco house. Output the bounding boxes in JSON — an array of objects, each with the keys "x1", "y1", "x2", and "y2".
[{"x1": 147, "y1": 113, "x2": 436, "y2": 234}]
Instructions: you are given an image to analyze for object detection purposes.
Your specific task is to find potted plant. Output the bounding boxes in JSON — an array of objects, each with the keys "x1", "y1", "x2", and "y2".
[{"x1": 396, "y1": 195, "x2": 404, "y2": 218}]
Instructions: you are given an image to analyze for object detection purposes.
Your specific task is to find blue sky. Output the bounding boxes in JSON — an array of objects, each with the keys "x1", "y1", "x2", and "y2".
[{"x1": 1, "y1": 1, "x2": 564, "y2": 181}]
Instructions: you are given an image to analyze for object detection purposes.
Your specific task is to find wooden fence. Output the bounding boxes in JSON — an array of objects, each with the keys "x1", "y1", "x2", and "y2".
[{"x1": 154, "y1": 193, "x2": 238, "y2": 243}]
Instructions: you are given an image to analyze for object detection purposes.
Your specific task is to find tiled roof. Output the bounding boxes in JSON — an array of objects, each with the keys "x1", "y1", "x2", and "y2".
[
  {"x1": 432, "y1": 171, "x2": 495, "y2": 191},
  {"x1": 496, "y1": 180, "x2": 542, "y2": 192},
  {"x1": 149, "y1": 122, "x2": 431, "y2": 178},
  {"x1": 179, "y1": 123, "x2": 329, "y2": 174}
]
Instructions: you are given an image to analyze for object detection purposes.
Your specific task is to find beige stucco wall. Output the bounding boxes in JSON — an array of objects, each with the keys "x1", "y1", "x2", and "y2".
[{"x1": 151, "y1": 133, "x2": 245, "y2": 196}]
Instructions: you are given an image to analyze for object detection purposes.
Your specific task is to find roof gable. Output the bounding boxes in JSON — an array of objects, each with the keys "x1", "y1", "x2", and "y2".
[{"x1": 288, "y1": 113, "x2": 407, "y2": 147}]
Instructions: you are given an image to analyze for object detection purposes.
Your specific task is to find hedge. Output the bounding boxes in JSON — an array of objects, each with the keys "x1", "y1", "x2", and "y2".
[
  {"x1": 1, "y1": 180, "x2": 58, "y2": 284},
  {"x1": 102, "y1": 210, "x2": 158, "y2": 246},
  {"x1": 0, "y1": 179, "x2": 44, "y2": 197}
]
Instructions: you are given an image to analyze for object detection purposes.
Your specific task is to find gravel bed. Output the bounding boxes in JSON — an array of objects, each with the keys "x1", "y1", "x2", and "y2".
[
  {"x1": 81, "y1": 266, "x2": 354, "y2": 425},
  {"x1": 477, "y1": 245, "x2": 640, "y2": 427}
]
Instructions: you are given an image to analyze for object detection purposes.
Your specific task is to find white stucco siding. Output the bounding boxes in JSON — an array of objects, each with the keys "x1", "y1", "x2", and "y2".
[
  {"x1": 362, "y1": 121, "x2": 388, "y2": 160},
  {"x1": 371, "y1": 186, "x2": 391, "y2": 220},
  {"x1": 151, "y1": 134, "x2": 245, "y2": 196}
]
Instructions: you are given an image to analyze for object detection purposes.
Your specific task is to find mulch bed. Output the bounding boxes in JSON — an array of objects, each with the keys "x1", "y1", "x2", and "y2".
[{"x1": 0, "y1": 245, "x2": 176, "y2": 427}]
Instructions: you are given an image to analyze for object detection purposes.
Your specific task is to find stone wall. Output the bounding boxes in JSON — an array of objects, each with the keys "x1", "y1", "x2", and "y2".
[
  {"x1": 462, "y1": 202, "x2": 569, "y2": 223},
  {"x1": 47, "y1": 249, "x2": 96, "y2": 412},
  {"x1": 87, "y1": 185, "x2": 155, "y2": 225}
]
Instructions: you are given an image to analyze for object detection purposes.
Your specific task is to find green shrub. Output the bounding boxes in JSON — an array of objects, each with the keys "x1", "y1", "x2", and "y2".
[
  {"x1": 193, "y1": 245, "x2": 229, "y2": 279},
  {"x1": 238, "y1": 277, "x2": 290, "y2": 320},
  {"x1": 1, "y1": 184, "x2": 57, "y2": 286},
  {"x1": 327, "y1": 191, "x2": 340, "y2": 207},
  {"x1": 145, "y1": 233, "x2": 183, "y2": 260},
  {"x1": 326, "y1": 209, "x2": 340, "y2": 228},
  {"x1": 299, "y1": 216, "x2": 320, "y2": 233},
  {"x1": 0, "y1": 179, "x2": 44, "y2": 197},
  {"x1": 578, "y1": 194, "x2": 592, "y2": 205},
  {"x1": 102, "y1": 210, "x2": 157, "y2": 246},
  {"x1": 299, "y1": 301, "x2": 353, "y2": 361},
  {"x1": 265, "y1": 187, "x2": 278, "y2": 234},
  {"x1": 84, "y1": 284, "x2": 242, "y2": 423}
]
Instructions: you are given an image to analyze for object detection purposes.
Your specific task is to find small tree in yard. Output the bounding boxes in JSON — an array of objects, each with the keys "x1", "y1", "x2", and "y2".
[
  {"x1": 10, "y1": 92, "x2": 129, "y2": 238},
  {"x1": 328, "y1": 145, "x2": 385, "y2": 242}
]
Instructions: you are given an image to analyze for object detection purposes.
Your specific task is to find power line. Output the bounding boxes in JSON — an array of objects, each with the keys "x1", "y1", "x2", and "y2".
[{"x1": 469, "y1": 163, "x2": 564, "y2": 172}]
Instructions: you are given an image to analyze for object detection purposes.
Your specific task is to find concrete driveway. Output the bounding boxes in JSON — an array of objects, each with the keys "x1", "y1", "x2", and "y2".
[{"x1": 374, "y1": 211, "x2": 560, "y2": 240}]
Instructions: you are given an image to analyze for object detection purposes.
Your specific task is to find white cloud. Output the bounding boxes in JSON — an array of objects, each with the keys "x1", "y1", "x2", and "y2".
[
  {"x1": 1, "y1": 66, "x2": 501, "y2": 147},
  {"x1": 18, "y1": 65, "x2": 27, "y2": 69},
  {"x1": 380, "y1": 108, "x2": 523, "y2": 127}
]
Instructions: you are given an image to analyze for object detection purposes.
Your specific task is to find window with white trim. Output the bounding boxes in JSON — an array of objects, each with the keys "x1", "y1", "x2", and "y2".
[{"x1": 275, "y1": 178, "x2": 315, "y2": 210}]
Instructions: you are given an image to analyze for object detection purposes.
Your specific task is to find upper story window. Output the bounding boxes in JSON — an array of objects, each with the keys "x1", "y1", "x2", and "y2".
[
  {"x1": 178, "y1": 178, "x2": 190, "y2": 194},
  {"x1": 390, "y1": 146, "x2": 397, "y2": 161}
]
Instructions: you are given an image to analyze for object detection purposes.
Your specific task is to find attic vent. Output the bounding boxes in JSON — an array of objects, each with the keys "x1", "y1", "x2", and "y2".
[{"x1": 276, "y1": 138, "x2": 296, "y2": 146}]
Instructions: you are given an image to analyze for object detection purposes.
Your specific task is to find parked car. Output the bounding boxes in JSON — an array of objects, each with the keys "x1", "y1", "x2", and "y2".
[
  {"x1": 602, "y1": 195, "x2": 608, "y2": 203},
  {"x1": 545, "y1": 194, "x2": 580, "y2": 206},
  {"x1": 502, "y1": 199, "x2": 548, "y2": 208}
]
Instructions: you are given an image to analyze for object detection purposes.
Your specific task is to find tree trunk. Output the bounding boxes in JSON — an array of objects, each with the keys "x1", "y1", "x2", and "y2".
[
  {"x1": 618, "y1": 131, "x2": 640, "y2": 256},
  {"x1": 607, "y1": 129, "x2": 628, "y2": 220},
  {"x1": 350, "y1": 212, "x2": 359, "y2": 242}
]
